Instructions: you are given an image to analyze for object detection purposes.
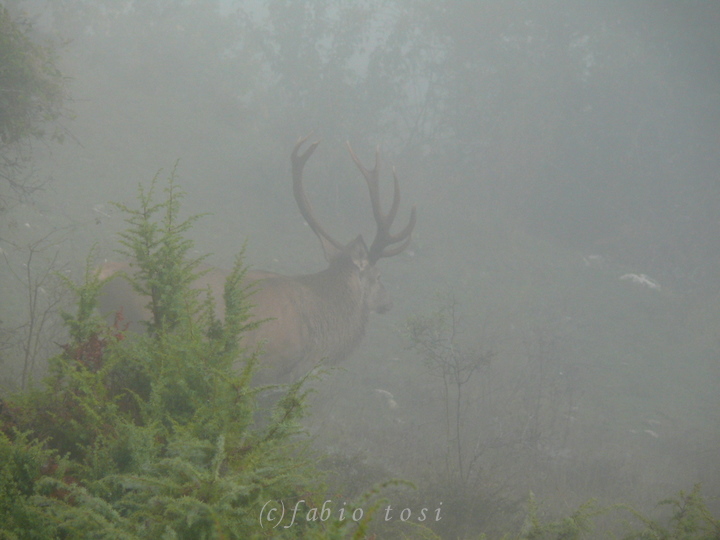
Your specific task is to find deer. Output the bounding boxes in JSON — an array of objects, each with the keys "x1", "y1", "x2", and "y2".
[{"x1": 97, "y1": 135, "x2": 416, "y2": 382}]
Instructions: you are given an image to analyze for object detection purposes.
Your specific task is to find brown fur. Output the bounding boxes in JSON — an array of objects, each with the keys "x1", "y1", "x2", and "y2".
[
  {"x1": 98, "y1": 138, "x2": 414, "y2": 383},
  {"x1": 97, "y1": 238, "x2": 390, "y2": 382}
]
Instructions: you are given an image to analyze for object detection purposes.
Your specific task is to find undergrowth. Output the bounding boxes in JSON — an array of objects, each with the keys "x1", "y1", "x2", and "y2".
[{"x1": 0, "y1": 171, "x2": 378, "y2": 539}]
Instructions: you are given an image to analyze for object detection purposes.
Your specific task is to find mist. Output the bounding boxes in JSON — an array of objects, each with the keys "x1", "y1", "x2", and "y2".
[{"x1": 2, "y1": 1, "x2": 719, "y2": 536}]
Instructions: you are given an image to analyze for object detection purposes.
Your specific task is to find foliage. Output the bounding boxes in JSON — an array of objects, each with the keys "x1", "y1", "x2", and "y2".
[
  {"x1": 405, "y1": 295, "x2": 503, "y2": 537},
  {"x1": 516, "y1": 485, "x2": 720, "y2": 540},
  {"x1": 518, "y1": 484, "x2": 720, "y2": 540},
  {"x1": 0, "y1": 428, "x2": 63, "y2": 537},
  {"x1": 1, "y1": 228, "x2": 70, "y2": 390},
  {"x1": 0, "y1": 171, "x2": 374, "y2": 538},
  {"x1": 619, "y1": 484, "x2": 720, "y2": 540},
  {"x1": 519, "y1": 492, "x2": 601, "y2": 540},
  {"x1": 405, "y1": 296, "x2": 720, "y2": 540},
  {"x1": 111, "y1": 164, "x2": 210, "y2": 335},
  {"x1": 0, "y1": 5, "x2": 66, "y2": 205}
]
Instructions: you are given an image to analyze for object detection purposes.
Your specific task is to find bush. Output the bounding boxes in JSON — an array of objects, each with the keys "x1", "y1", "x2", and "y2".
[{"x1": 0, "y1": 171, "x2": 353, "y2": 538}]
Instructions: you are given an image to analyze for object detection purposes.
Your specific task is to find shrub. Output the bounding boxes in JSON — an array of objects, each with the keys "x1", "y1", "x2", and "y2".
[{"x1": 0, "y1": 171, "x2": 338, "y2": 538}]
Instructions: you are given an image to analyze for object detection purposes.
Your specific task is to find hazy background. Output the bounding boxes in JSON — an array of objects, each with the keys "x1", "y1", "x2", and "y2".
[{"x1": 2, "y1": 1, "x2": 719, "y2": 535}]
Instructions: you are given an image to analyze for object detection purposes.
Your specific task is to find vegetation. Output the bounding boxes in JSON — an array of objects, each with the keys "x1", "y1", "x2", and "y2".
[
  {"x1": 0, "y1": 146, "x2": 714, "y2": 540},
  {"x1": 516, "y1": 484, "x2": 720, "y2": 540},
  {"x1": 0, "y1": 173, "x2": 378, "y2": 538},
  {"x1": 0, "y1": 3, "x2": 718, "y2": 537},
  {"x1": 0, "y1": 4, "x2": 66, "y2": 207},
  {"x1": 404, "y1": 296, "x2": 720, "y2": 539},
  {"x1": 405, "y1": 295, "x2": 510, "y2": 538},
  {"x1": 0, "y1": 5, "x2": 69, "y2": 388}
]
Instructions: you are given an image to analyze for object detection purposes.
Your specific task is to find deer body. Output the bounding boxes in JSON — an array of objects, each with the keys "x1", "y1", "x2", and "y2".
[{"x1": 99, "y1": 137, "x2": 415, "y2": 382}]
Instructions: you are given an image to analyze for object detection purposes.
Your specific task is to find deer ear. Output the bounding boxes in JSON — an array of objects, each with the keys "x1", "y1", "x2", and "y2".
[{"x1": 347, "y1": 235, "x2": 369, "y2": 270}]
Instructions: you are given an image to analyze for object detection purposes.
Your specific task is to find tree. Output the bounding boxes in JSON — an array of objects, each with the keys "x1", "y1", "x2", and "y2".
[
  {"x1": 0, "y1": 4, "x2": 66, "y2": 208},
  {"x1": 0, "y1": 171, "x2": 336, "y2": 538}
]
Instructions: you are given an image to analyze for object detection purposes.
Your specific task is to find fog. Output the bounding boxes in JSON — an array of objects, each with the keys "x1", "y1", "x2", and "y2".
[{"x1": 2, "y1": 1, "x2": 719, "y2": 535}]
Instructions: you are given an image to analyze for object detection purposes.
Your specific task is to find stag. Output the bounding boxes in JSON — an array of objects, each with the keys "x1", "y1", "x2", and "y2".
[{"x1": 98, "y1": 136, "x2": 416, "y2": 381}]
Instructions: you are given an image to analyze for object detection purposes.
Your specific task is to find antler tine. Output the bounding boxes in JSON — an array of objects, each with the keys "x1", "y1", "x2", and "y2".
[
  {"x1": 292, "y1": 135, "x2": 345, "y2": 256},
  {"x1": 346, "y1": 141, "x2": 416, "y2": 263},
  {"x1": 347, "y1": 143, "x2": 382, "y2": 223},
  {"x1": 385, "y1": 168, "x2": 402, "y2": 226}
]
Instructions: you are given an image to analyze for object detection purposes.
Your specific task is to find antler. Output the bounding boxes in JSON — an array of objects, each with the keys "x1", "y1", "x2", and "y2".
[
  {"x1": 346, "y1": 142, "x2": 416, "y2": 263},
  {"x1": 292, "y1": 134, "x2": 345, "y2": 257},
  {"x1": 292, "y1": 134, "x2": 416, "y2": 263}
]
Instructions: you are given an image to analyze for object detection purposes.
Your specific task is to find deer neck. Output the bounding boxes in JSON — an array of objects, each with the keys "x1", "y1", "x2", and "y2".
[{"x1": 296, "y1": 265, "x2": 369, "y2": 358}]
